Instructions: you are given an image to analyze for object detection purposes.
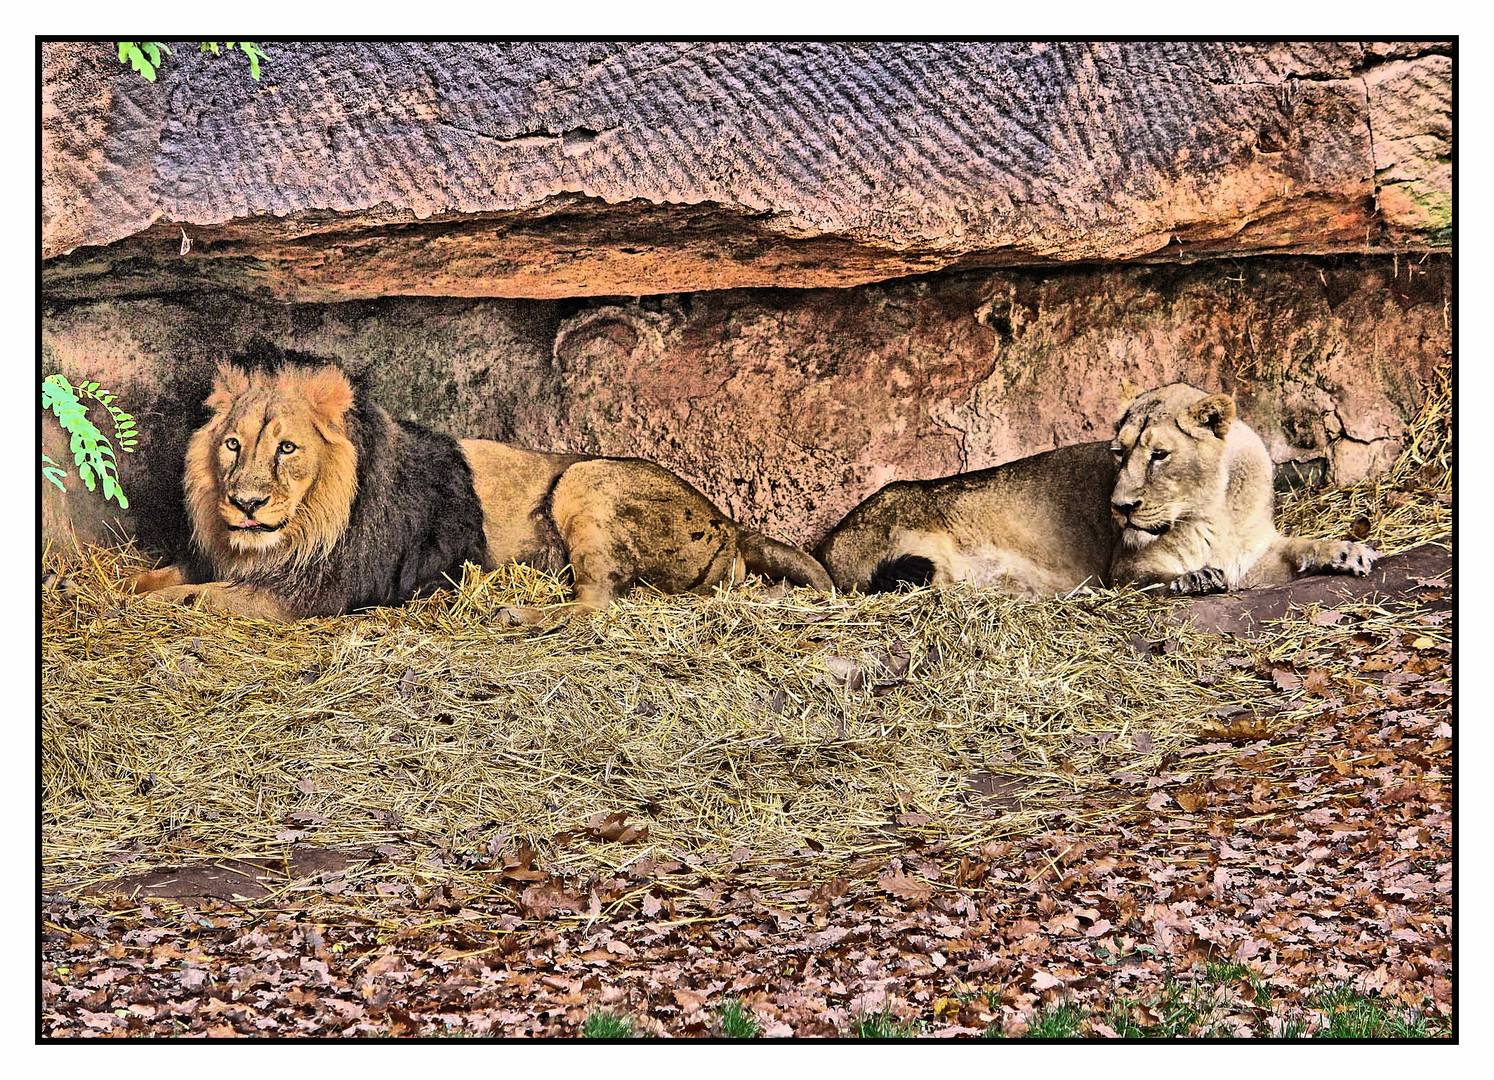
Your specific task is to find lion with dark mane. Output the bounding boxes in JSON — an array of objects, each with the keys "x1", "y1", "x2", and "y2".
[{"x1": 133, "y1": 344, "x2": 830, "y2": 621}]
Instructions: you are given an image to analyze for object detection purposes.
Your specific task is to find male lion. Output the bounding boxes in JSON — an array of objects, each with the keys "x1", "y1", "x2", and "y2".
[
  {"x1": 814, "y1": 383, "x2": 1377, "y2": 598},
  {"x1": 132, "y1": 345, "x2": 831, "y2": 621}
]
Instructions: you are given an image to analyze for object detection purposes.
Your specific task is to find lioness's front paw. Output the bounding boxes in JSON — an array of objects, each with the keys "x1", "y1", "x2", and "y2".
[
  {"x1": 1168, "y1": 566, "x2": 1229, "y2": 596},
  {"x1": 1304, "y1": 541, "x2": 1378, "y2": 578}
]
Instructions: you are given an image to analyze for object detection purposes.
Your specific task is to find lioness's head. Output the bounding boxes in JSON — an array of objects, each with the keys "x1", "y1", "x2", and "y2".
[
  {"x1": 1109, "y1": 383, "x2": 1235, "y2": 550},
  {"x1": 184, "y1": 356, "x2": 359, "y2": 571}
]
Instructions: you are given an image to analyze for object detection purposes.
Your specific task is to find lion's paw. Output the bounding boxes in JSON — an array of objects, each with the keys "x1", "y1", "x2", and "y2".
[
  {"x1": 497, "y1": 605, "x2": 549, "y2": 627},
  {"x1": 1304, "y1": 541, "x2": 1378, "y2": 578},
  {"x1": 1168, "y1": 565, "x2": 1229, "y2": 596},
  {"x1": 141, "y1": 584, "x2": 203, "y2": 607}
]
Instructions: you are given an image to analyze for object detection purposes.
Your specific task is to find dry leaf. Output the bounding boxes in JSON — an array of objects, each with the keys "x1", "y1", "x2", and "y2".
[{"x1": 878, "y1": 871, "x2": 932, "y2": 903}]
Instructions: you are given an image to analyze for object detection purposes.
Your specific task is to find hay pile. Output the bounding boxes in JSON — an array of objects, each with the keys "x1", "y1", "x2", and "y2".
[
  {"x1": 44, "y1": 555, "x2": 1262, "y2": 893},
  {"x1": 42, "y1": 367, "x2": 1451, "y2": 896},
  {"x1": 1276, "y1": 363, "x2": 1452, "y2": 555}
]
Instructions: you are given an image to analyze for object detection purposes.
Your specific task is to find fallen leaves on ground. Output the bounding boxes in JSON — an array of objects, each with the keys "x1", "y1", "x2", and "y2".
[{"x1": 41, "y1": 592, "x2": 1452, "y2": 1038}]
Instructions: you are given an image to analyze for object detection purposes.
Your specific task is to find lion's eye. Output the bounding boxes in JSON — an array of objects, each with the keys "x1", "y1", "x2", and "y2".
[
  {"x1": 1151, "y1": 449, "x2": 1171, "y2": 462},
  {"x1": 1110, "y1": 447, "x2": 1124, "y2": 459},
  {"x1": 224, "y1": 438, "x2": 240, "y2": 452},
  {"x1": 278, "y1": 441, "x2": 297, "y2": 455}
]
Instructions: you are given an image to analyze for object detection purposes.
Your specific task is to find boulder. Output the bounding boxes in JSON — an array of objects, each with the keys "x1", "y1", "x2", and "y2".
[{"x1": 43, "y1": 40, "x2": 1450, "y2": 301}]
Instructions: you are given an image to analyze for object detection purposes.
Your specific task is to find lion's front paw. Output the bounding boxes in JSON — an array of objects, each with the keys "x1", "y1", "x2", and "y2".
[
  {"x1": 1303, "y1": 541, "x2": 1378, "y2": 578},
  {"x1": 497, "y1": 605, "x2": 549, "y2": 627},
  {"x1": 127, "y1": 564, "x2": 190, "y2": 595},
  {"x1": 136, "y1": 582, "x2": 294, "y2": 621},
  {"x1": 141, "y1": 584, "x2": 204, "y2": 607},
  {"x1": 1168, "y1": 566, "x2": 1229, "y2": 596}
]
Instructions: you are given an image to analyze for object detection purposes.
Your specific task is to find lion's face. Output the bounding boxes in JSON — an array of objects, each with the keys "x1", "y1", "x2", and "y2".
[
  {"x1": 1108, "y1": 384, "x2": 1235, "y2": 551},
  {"x1": 185, "y1": 361, "x2": 358, "y2": 570}
]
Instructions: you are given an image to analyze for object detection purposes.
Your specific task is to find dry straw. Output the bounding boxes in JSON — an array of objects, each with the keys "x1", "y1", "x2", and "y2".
[
  {"x1": 1276, "y1": 363, "x2": 1451, "y2": 555},
  {"x1": 42, "y1": 368, "x2": 1450, "y2": 897}
]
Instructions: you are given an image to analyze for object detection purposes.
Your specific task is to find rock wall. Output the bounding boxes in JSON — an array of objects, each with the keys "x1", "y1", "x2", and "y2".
[
  {"x1": 42, "y1": 255, "x2": 1449, "y2": 554},
  {"x1": 43, "y1": 41, "x2": 1450, "y2": 301},
  {"x1": 40, "y1": 41, "x2": 1453, "y2": 556}
]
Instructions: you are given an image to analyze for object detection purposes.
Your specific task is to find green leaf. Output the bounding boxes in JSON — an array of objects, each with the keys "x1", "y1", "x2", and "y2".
[
  {"x1": 41, "y1": 454, "x2": 69, "y2": 491},
  {"x1": 119, "y1": 42, "x2": 131, "y2": 62},
  {"x1": 141, "y1": 43, "x2": 160, "y2": 68},
  {"x1": 126, "y1": 45, "x2": 156, "y2": 82}
]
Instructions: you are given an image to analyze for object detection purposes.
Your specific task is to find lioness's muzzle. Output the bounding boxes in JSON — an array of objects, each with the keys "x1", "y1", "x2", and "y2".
[{"x1": 1127, "y1": 520, "x2": 1172, "y2": 536}]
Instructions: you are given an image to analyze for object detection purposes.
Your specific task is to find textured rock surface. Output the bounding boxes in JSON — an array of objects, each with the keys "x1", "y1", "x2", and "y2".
[
  {"x1": 43, "y1": 40, "x2": 1450, "y2": 301},
  {"x1": 42, "y1": 256, "x2": 1449, "y2": 553},
  {"x1": 1365, "y1": 53, "x2": 1453, "y2": 242},
  {"x1": 1178, "y1": 544, "x2": 1449, "y2": 636}
]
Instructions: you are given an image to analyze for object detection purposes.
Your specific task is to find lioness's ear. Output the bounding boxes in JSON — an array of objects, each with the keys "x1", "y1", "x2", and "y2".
[
  {"x1": 204, "y1": 364, "x2": 250, "y2": 414},
  {"x1": 1185, "y1": 394, "x2": 1235, "y2": 439},
  {"x1": 300, "y1": 366, "x2": 356, "y2": 430}
]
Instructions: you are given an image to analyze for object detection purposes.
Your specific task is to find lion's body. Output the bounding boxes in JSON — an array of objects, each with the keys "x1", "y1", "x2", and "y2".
[
  {"x1": 815, "y1": 443, "x2": 1121, "y2": 599},
  {"x1": 135, "y1": 346, "x2": 830, "y2": 621},
  {"x1": 815, "y1": 383, "x2": 1377, "y2": 598},
  {"x1": 459, "y1": 439, "x2": 830, "y2": 611}
]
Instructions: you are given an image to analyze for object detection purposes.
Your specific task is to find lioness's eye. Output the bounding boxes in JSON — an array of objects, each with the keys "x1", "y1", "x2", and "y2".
[
  {"x1": 1110, "y1": 448, "x2": 1124, "y2": 459},
  {"x1": 1151, "y1": 449, "x2": 1170, "y2": 462},
  {"x1": 278, "y1": 441, "x2": 297, "y2": 455},
  {"x1": 224, "y1": 438, "x2": 240, "y2": 452}
]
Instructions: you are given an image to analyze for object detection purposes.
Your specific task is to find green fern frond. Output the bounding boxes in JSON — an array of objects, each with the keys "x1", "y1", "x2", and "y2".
[{"x1": 42, "y1": 374, "x2": 132, "y2": 509}]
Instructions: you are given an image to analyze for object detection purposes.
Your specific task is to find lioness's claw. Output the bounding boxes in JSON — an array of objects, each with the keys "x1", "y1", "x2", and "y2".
[
  {"x1": 1169, "y1": 566, "x2": 1228, "y2": 596},
  {"x1": 1326, "y1": 541, "x2": 1377, "y2": 577}
]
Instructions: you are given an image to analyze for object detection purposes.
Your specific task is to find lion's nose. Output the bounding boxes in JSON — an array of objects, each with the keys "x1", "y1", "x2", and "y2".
[
  {"x1": 1112, "y1": 498, "x2": 1141, "y2": 518},
  {"x1": 229, "y1": 493, "x2": 269, "y2": 516}
]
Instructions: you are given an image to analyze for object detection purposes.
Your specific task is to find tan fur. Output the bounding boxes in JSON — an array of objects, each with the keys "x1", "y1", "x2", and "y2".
[
  {"x1": 815, "y1": 382, "x2": 1377, "y2": 598},
  {"x1": 458, "y1": 440, "x2": 832, "y2": 619},
  {"x1": 136, "y1": 581, "x2": 299, "y2": 621},
  {"x1": 127, "y1": 564, "x2": 190, "y2": 593}
]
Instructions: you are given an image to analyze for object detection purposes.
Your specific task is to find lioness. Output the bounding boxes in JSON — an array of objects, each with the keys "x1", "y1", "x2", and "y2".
[
  {"x1": 814, "y1": 383, "x2": 1377, "y2": 598},
  {"x1": 132, "y1": 345, "x2": 831, "y2": 621}
]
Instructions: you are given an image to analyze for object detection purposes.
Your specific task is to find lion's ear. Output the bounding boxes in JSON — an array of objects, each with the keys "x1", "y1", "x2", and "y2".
[
  {"x1": 204, "y1": 364, "x2": 251, "y2": 414},
  {"x1": 1184, "y1": 394, "x2": 1235, "y2": 439},
  {"x1": 300, "y1": 366, "x2": 356, "y2": 431}
]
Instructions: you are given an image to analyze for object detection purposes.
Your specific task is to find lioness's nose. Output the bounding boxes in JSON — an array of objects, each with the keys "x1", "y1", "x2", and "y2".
[
  {"x1": 1112, "y1": 498, "x2": 1141, "y2": 517},
  {"x1": 229, "y1": 493, "x2": 269, "y2": 515}
]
